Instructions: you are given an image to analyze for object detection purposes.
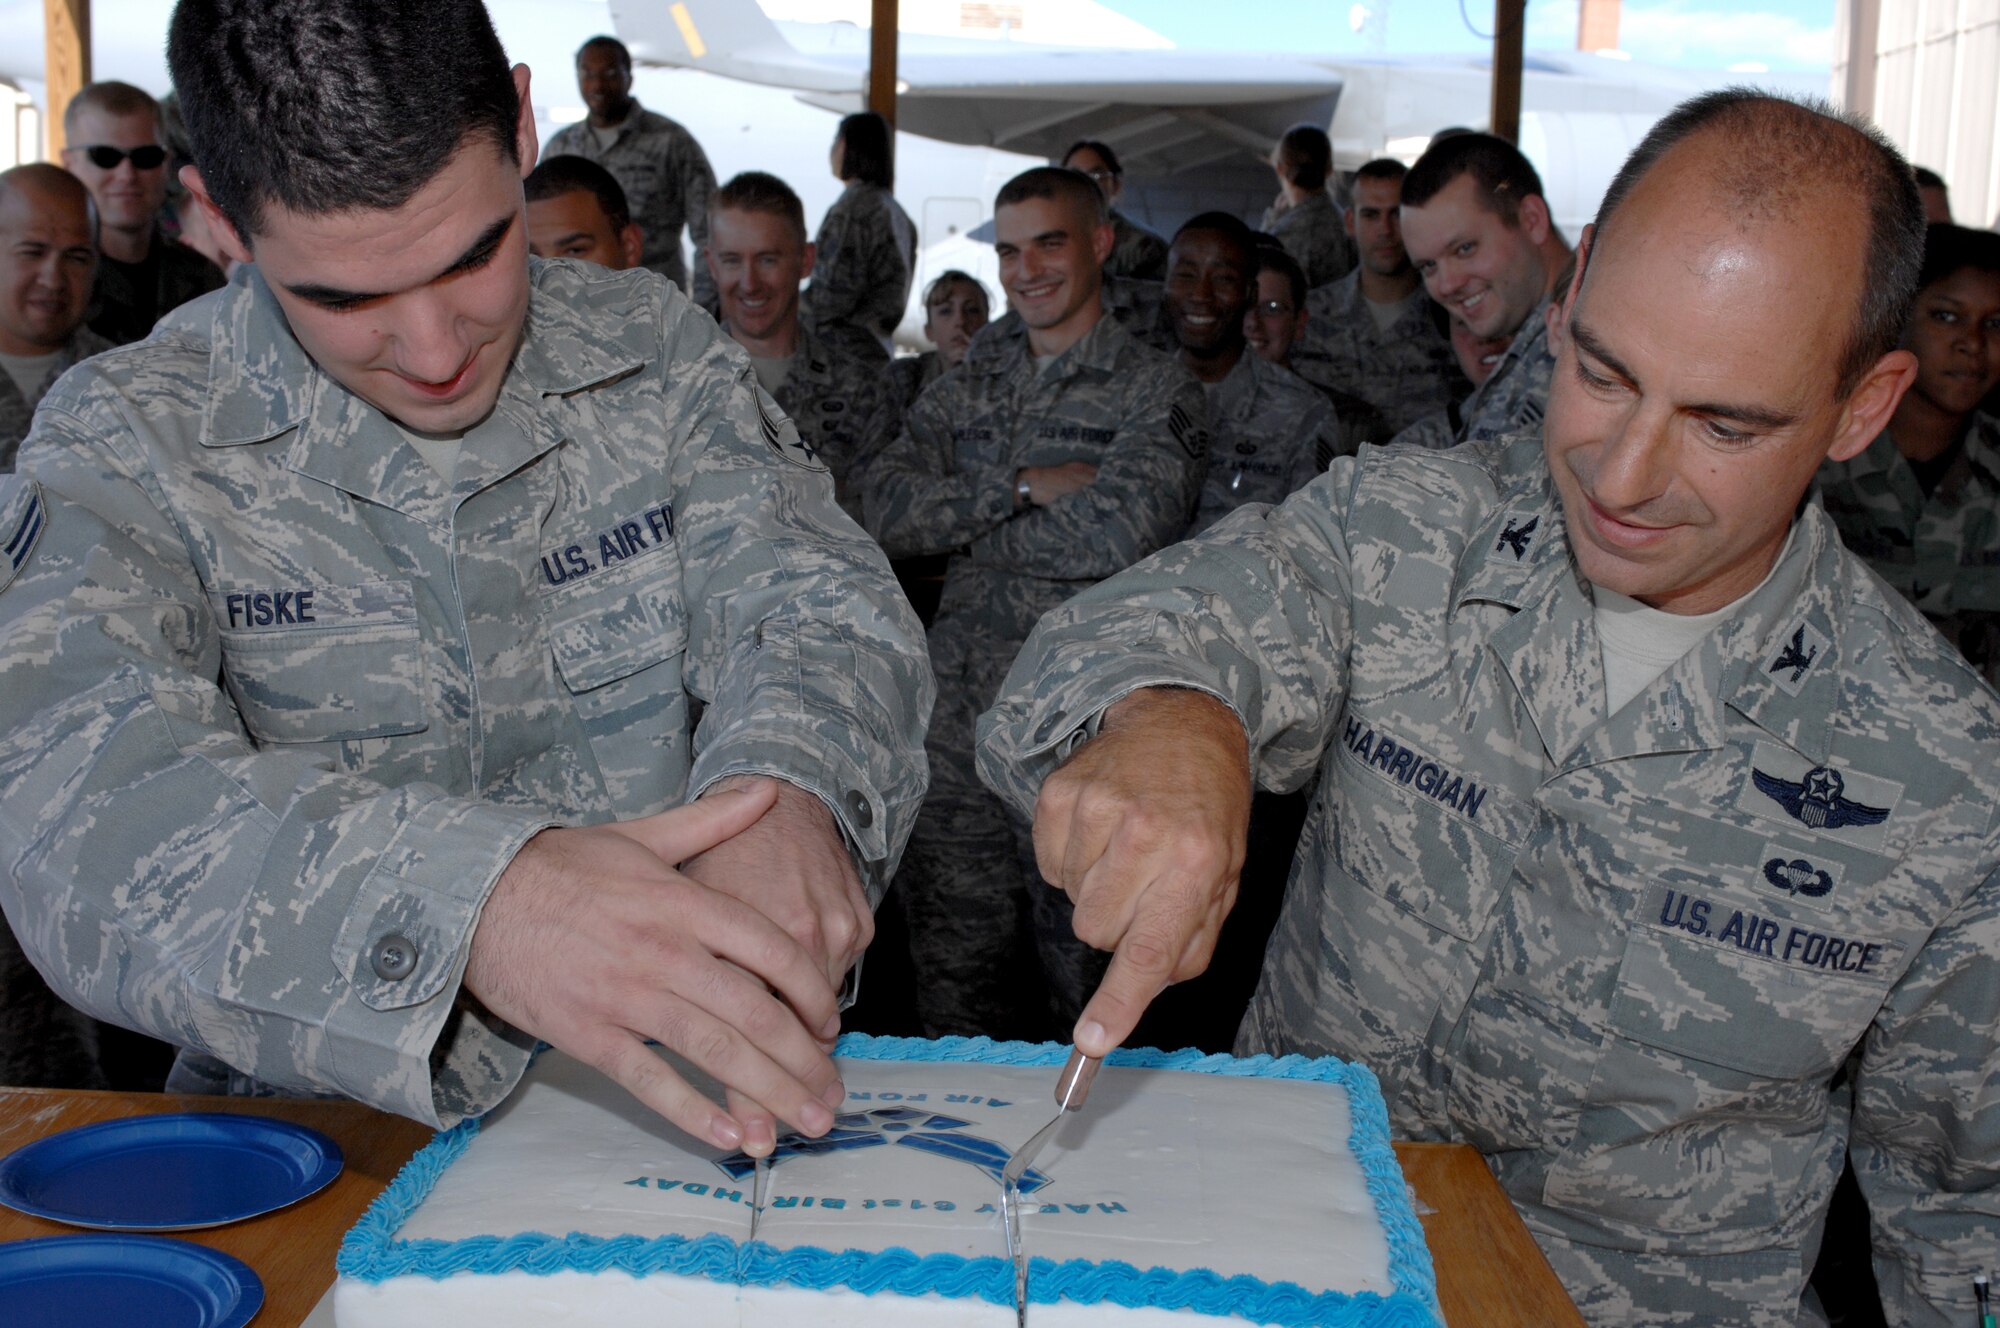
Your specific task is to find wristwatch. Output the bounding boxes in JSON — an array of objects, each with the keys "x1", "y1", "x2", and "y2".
[{"x1": 1016, "y1": 472, "x2": 1033, "y2": 506}]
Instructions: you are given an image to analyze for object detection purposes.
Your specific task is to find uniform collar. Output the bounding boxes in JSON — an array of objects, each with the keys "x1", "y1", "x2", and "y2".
[
  {"x1": 1454, "y1": 433, "x2": 1843, "y2": 767},
  {"x1": 1208, "y1": 348, "x2": 1262, "y2": 421},
  {"x1": 198, "y1": 259, "x2": 642, "y2": 525},
  {"x1": 964, "y1": 303, "x2": 1127, "y2": 379},
  {"x1": 786, "y1": 321, "x2": 838, "y2": 385}
]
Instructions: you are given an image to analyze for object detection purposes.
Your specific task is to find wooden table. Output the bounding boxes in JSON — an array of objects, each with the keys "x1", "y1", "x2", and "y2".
[{"x1": 0, "y1": 1088, "x2": 1583, "y2": 1327}]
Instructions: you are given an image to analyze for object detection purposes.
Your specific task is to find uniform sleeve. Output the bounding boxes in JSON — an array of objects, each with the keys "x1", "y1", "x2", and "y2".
[
  {"x1": 861, "y1": 375, "x2": 1018, "y2": 556},
  {"x1": 974, "y1": 454, "x2": 1367, "y2": 816},
  {"x1": 676, "y1": 129, "x2": 719, "y2": 312},
  {"x1": 804, "y1": 192, "x2": 869, "y2": 332},
  {"x1": 1850, "y1": 857, "x2": 2000, "y2": 1327},
  {"x1": 0, "y1": 416, "x2": 553, "y2": 1129},
  {"x1": 663, "y1": 304, "x2": 935, "y2": 903},
  {"x1": 970, "y1": 372, "x2": 1208, "y2": 582}
]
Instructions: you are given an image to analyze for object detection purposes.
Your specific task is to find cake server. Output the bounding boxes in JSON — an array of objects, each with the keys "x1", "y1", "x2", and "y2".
[
  {"x1": 1000, "y1": 1048, "x2": 1100, "y2": 1326},
  {"x1": 750, "y1": 965, "x2": 861, "y2": 1242}
]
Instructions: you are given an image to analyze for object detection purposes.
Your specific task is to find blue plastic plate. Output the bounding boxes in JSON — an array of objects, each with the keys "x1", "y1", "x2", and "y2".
[
  {"x1": 0, "y1": 1113, "x2": 342, "y2": 1231},
  {"x1": 0, "y1": 1234, "x2": 262, "y2": 1328}
]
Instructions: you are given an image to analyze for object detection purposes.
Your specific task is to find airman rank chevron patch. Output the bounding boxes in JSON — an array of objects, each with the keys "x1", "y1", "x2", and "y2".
[
  {"x1": 747, "y1": 374, "x2": 825, "y2": 473},
  {"x1": 0, "y1": 480, "x2": 45, "y2": 594}
]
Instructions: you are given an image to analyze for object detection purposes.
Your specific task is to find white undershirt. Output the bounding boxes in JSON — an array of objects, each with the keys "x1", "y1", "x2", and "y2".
[
  {"x1": 590, "y1": 119, "x2": 624, "y2": 151},
  {"x1": 1365, "y1": 288, "x2": 1422, "y2": 336},
  {"x1": 1594, "y1": 525, "x2": 1797, "y2": 714},
  {"x1": 749, "y1": 353, "x2": 791, "y2": 396},
  {"x1": 0, "y1": 348, "x2": 60, "y2": 400}
]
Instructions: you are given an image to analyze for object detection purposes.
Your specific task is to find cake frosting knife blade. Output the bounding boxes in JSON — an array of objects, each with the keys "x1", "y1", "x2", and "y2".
[
  {"x1": 749, "y1": 1152, "x2": 769, "y2": 1241},
  {"x1": 999, "y1": 1048, "x2": 1100, "y2": 1326},
  {"x1": 747, "y1": 958, "x2": 858, "y2": 1244}
]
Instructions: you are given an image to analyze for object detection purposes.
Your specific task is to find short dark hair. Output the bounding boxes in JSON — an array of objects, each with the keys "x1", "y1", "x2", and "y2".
[
  {"x1": 1917, "y1": 222, "x2": 2000, "y2": 290},
  {"x1": 168, "y1": 0, "x2": 520, "y2": 238},
  {"x1": 576, "y1": 34, "x2": 631, "y2": 70},
  {"x1": 711, "y1": 170, "x2": 807, "y2": 245},
  {"x1": 1274, "y1": 124, "x2": 1334, "y2": 191},
  {"x1": 1355, "y1": 157, "x2": 1408, "y2": 186},
  {"x1": 1401, "y1": 132, "x2": 1544, "y2": 225},
  {"x1": 923, "y1": 268, "x2": 989, "y2": 312},
  {"x1": 1912, "y1": 165, "x2": 1947, "y2": 191},
  {"x1": 1253, "y1": 246, "x2": 1308, "y2": 309},
  {"x1": 1592, "y1": 89, "x2": 1923, "y2": 398},
  {"x1": 995, "y1": 166, "x2": 1107, "y2": 226},
  {"x1": 836, "y1": 111, "x2": 894, "y2": 189},
  {"x1": 64, "y1": 81, "x2": 161, "y2": 141},
  {"x1": 1172, "y1": 210, "x2": 1258, "y2": 268},
  {"x1": 526, "y1": 155, "x2": 631, "y2": 232},
  {"x1": 1061, "y1": 139, "x2": 1122, "y2": 176}
]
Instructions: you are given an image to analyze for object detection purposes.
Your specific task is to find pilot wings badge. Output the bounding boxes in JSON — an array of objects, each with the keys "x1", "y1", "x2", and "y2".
[{"x1": 1751, "y1": 765, "x2": 1889, "y2": 831}]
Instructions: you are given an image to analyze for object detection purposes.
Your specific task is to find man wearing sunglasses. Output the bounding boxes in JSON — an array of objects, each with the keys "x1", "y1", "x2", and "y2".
[{"x1": 61, "y1": 81, "x2": 223, "y2": 347}]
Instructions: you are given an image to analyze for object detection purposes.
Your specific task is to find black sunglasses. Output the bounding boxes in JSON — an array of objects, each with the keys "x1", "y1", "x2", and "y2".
[{"x1": 79, "y1": 144, "x2": 167, "y2": 171}]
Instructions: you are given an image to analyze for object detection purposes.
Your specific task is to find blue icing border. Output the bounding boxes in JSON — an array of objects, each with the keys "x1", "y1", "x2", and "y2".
[{"x1": 339, "y1": 1035, "x2": 1441, "y2": 1327}]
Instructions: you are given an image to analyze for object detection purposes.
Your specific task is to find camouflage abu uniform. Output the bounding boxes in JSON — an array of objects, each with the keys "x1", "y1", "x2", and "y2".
[
  {"x1": 0, "y1": 325, "x2": 113, "y2": 470},
  {"x1": 87, "y1": 229, "x2": 225, "y2": 347},
  {"x1": 1188, "y1": 350, "x2": 1344, "y2": 537},
  {"x1": 1106, "y1": 209, "x2": 1168, "y2": 282},
  {"x1": 805, "y1": 180, "x2": 916, "y2": 361},
  {"x1": 1816, "y1": 415, "x2": 2000, "y2": 685},
  {"x1": 764, "y1": 317, "x2": 895, "y2": 522},
  {"x1": 1260, "y1": 190, "x2": 1355, "y2": 289},
  {"x1": 1289, "y1": 268, "x2": 1468, "y2": 439},
  {"x1": 865, "y1": 312, "x2": 1208, "y2": 1040},
  {"x1": 980, "y1": 432, "x2": 2000, "y2": 1327},
  {"x1": 1387, "y1": 297, "x2": 1557, "y2": 451},
  {"x1": 0, "y1": 260, "x2": 932, "y2": 1127},
  {"x1": 543, "y1": 102, "x2": 717, "y2": 307}
]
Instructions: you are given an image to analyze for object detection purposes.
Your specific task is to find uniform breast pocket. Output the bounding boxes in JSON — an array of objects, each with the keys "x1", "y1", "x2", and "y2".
[
  {"x1": 1328, "y1": 732, "x2": 1528, "y2": 943},
  {"x1": 1312, "y1": 732, "x2": 1528, "y2": 1085},
  {"x1": 541, "y1": 546, "x2": 692, "y2": 813},
  {"x1": 1542, "y1": 915, "x2": 1905, "y2": 1237},
  {"x1": 1604, "y1": 918, "x2": 1897, "y2": 1080},
  {"x1": 544, "y1": 545, "x2": 690, "y2": 698},
  {"x1": 216, "y1": 584, "x2": 428, "y2": 745}
]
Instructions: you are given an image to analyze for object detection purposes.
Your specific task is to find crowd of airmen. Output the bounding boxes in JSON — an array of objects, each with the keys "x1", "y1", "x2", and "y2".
[{"x1": 0, "y1": 4, "x2": 1996, "y2": 1325}]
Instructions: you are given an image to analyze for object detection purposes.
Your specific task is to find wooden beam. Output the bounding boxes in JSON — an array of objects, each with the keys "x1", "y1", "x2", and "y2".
[
  {"x1": 1490, "y1": 0, "x2": 1526, "y2": 144},
  {"x1": 43, "y1": 0, "x2": 91, "y2": 158},
  {"x1": 868, "y1": 0, "x2": 898, "y2": 128}
]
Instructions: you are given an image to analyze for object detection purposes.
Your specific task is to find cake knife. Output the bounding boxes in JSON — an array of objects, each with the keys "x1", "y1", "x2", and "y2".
[
  {"x1": 750, "y1": 965, "x2": 862, "y2": 1242},
  {"x1": 1000, "y1": 1048, "x2": 1100, "y2": 1327}
]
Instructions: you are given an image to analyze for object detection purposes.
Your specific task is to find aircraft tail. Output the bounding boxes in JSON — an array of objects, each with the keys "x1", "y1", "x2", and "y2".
[
  {"x1": 610, "y1": 0, "x2": 857, "y2": 93},
  {"x1": 611, "y1": 0, "x2": 788, "y2": 68}
]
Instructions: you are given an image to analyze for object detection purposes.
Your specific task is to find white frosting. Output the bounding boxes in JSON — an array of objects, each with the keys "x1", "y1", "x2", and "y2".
[{"x1": 335, "y1": 1051, "x2": 1395, "y2": 1326}]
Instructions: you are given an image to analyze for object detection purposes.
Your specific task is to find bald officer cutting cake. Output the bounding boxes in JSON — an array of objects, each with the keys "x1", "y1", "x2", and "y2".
[
  {"x1": 0, "y1": 0, "x2": 931, "y2": 1161},
  {"x1": 980, "y1": 92, "x2": 2000, "y2": 1326}
]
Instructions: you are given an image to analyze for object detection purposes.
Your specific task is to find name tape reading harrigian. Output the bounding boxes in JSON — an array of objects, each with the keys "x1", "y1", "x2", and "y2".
[{"x1": 1341, "y1": 717, "x2": 1487, "y2": 820}]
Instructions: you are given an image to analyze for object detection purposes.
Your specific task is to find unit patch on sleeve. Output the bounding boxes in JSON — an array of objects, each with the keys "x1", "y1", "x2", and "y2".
[{"x1": 0, "y1": 481, "x2": 46, "y2": 594}]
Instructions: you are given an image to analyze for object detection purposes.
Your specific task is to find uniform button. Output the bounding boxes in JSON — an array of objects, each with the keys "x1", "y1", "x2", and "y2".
[
  {"x1": 1035, "y1": 714, "x2": 1063, "y2": 743},
  {"x1": 844, "y1": 788, "x2": 874, "y2": 829},
  {"x1": 371, "y1": 934, "x2": 418, "y2": 982}
]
